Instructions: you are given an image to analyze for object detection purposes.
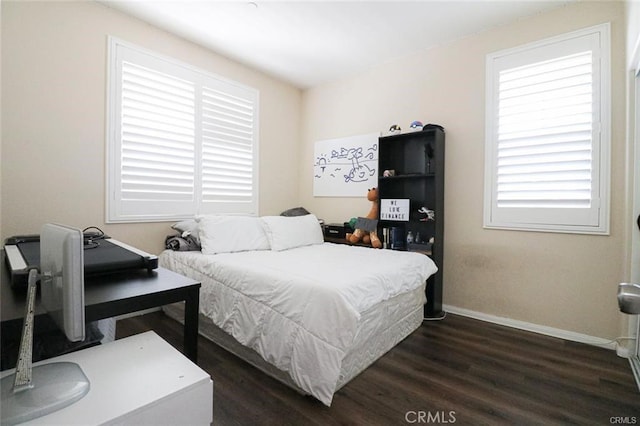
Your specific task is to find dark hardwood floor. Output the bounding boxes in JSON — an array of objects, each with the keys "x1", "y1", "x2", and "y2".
[{"x1": 116, "y1": 312, "x2": 640, "y2": 425}]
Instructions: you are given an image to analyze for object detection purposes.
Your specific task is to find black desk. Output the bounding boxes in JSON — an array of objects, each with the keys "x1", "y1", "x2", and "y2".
[{"x1": 1, "y1": 257, "x2": 201, "y2": 364}]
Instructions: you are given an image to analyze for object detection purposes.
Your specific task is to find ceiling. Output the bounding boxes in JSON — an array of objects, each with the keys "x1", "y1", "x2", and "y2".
[{"x1": 101, "y1": 0, "x2": 573, "y2": 89}]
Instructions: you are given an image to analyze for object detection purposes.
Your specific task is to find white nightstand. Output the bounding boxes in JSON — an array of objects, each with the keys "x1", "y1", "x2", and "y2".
[{"x1": 2, "y1": 331, "x2": 213, "y2": 425}]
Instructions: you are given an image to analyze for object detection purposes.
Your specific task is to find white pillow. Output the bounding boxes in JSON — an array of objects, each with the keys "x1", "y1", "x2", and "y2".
[
  {"x1": 260, "y1": 214, "x2": 324, "y2": 251},
  {"x1": 198, "y1": 216, "x2": 270, "y2": 255}
]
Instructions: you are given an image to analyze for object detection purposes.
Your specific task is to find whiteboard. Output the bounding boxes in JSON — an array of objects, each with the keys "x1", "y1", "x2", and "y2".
[{"x1": 313, "y1": 133, "x2": 379, "y2": 197}]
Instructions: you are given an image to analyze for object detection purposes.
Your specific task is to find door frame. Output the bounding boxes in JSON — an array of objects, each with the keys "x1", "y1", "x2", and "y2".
[{"x1": 630, "y1": 65, "x2": 640, "y2": 357}]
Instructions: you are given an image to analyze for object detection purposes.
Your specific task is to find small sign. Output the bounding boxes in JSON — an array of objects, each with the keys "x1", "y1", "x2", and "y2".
[{"x1": 380, "y1": 199, "x2": 410, "y2": 221}]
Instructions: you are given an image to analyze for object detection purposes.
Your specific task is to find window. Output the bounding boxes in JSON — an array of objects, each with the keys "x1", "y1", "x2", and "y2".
[
  {"x1": 484, "y1": 24, "x2": 610, "y2": 234},
  {"x1": 107, "y1": 38, "x2": 259, "y2": 223}
]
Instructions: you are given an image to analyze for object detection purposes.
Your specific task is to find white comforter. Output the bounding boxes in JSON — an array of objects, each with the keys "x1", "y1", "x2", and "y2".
[{"x1": 160, "y1": 243, "x2": 437, "y2": 405}]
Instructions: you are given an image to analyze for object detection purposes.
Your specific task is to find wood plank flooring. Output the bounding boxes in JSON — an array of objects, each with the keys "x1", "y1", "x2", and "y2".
[{"x1": 116, "y1": 312, "x2": 640, "y2": 425}]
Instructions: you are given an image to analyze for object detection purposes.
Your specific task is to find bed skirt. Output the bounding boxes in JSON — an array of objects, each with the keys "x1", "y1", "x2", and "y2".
[{"x1": 162, "y1": 286, "x2": 424, "y2": 397}]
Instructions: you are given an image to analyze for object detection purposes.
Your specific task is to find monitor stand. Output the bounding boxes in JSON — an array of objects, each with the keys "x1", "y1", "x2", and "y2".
[{"x1": 0, "y1": 269, "x2": 89, "y2": 425}]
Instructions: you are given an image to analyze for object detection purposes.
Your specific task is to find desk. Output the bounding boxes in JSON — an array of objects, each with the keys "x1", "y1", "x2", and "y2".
[{"x1": 1, "y1": 256, "x2": 201, "y2": 364}]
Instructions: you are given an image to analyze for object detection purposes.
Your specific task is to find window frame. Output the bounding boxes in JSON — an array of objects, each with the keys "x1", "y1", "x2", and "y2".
[
  {"x1": 483, "y1": 23, "x2": 611, "y2": 235},
  {"x1": 106, "y1": 37, "x2": 260, "y2": 223}
]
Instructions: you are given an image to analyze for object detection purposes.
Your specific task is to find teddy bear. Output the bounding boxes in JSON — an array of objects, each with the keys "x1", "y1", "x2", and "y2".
[{"x1": 346, "y1": 187, "x2": 382, "y2": 248}]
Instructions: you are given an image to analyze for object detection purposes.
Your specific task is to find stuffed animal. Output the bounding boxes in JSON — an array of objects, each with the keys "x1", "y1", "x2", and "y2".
[{"x1": 346, "y1": 188, "x2": 382, "y2": 248}]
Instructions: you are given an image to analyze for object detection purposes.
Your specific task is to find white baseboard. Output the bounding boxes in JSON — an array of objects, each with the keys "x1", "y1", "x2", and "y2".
[
  {"x1": 617, "y1": 345, "x2": 630, "y2": 358},
  {"x1": 443, "y1": 304, "x2": 616, "y2": 350}
]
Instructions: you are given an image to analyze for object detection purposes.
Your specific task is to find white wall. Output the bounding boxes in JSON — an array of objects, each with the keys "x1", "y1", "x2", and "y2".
[
  {"x1": 1, "y1": 1, "x2": 302, "y2": 254},
  {"x1": 300, "y1": 1, "x2": 627, "y2": 339}
]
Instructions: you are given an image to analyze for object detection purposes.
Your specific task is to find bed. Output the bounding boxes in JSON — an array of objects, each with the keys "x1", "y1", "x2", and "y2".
[{"x1": 159, "y1": 214, "x2": 438, "y2": 406}]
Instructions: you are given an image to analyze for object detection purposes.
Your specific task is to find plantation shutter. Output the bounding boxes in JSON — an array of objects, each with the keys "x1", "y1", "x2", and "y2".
[
  {"x1": 200, "y1": 83, "x2": 258, "y2": 215},
  {"x1": 108, "y1": 38, "x2": 259, "y2": 222},
  {"x1": 119, "y1": 61, "x2": 197, "y2": 218},
  {"x1": 484, "y1": 25, "x2": 610, "y2": 234},
  {"x1": 496, "y1": 51, "x2": 593, "y2": 209}
]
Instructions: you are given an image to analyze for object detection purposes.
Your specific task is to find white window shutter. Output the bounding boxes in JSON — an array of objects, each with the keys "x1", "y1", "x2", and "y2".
[
  {"x1": 107, "y1": 38, "x2": 259, "y2": 222},
  {"x1": 121, "y1": 61, "x2": 196, "y2": 203},
  {"x1": 484, "y1": 24, "x2": 610, "y2": 234},
  {"x1": 496, "y1": 51, "x2": 593, "y2": 209},
  {"x1": 199, "y1": 83, "x2": 258, "y2": 215}
]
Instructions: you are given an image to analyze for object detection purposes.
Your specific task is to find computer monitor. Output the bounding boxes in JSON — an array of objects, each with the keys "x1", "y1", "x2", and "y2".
[
  {"x1": 1, "y1": 223, "x2": 90, "y2": 425},
  {"x1": 40, "y1": 223, "x2": 85, "y2": 342}
]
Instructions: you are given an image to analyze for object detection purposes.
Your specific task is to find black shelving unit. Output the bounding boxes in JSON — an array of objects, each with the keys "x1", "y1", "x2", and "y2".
[{"x1": 377, "y1": 127, "x2": 445, "y2": 318}]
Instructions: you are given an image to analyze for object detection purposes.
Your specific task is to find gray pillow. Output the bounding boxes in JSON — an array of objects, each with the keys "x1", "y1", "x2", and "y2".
[
  {"x1": 171, "y1": 219, "x2": 201, "y2": 247},
  {"x1": 280, "y1": 207, "x2": 311, "y2": 217}
]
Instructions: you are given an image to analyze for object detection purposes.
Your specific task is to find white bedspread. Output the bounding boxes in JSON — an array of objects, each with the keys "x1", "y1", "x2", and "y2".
[{"x1": 160, "y1": 243, "x2": 437, "y2": 405}]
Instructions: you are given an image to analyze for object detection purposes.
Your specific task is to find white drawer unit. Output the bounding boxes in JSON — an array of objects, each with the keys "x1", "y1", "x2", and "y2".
[{"x1": 2, "y1": 331, "x2": 213, "y2": 425}]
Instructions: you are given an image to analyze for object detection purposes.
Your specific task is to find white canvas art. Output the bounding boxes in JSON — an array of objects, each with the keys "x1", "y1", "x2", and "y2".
[{"x1": 313, "y1": 133, "x2": 379, "y2": 197}]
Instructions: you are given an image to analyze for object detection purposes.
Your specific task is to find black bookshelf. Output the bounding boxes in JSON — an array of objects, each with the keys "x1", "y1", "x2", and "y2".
[{"x1": 378, "y1": 127, "x2": 445, "y2": 318}]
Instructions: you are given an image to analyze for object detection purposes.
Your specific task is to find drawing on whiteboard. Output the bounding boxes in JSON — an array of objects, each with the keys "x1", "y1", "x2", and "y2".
[
  {"x1": 313, "y1": 133, "x2": 379, "y2": 197},
  {"x1": 342, "y1": 146, "x2": 376, "y2": 183}
]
